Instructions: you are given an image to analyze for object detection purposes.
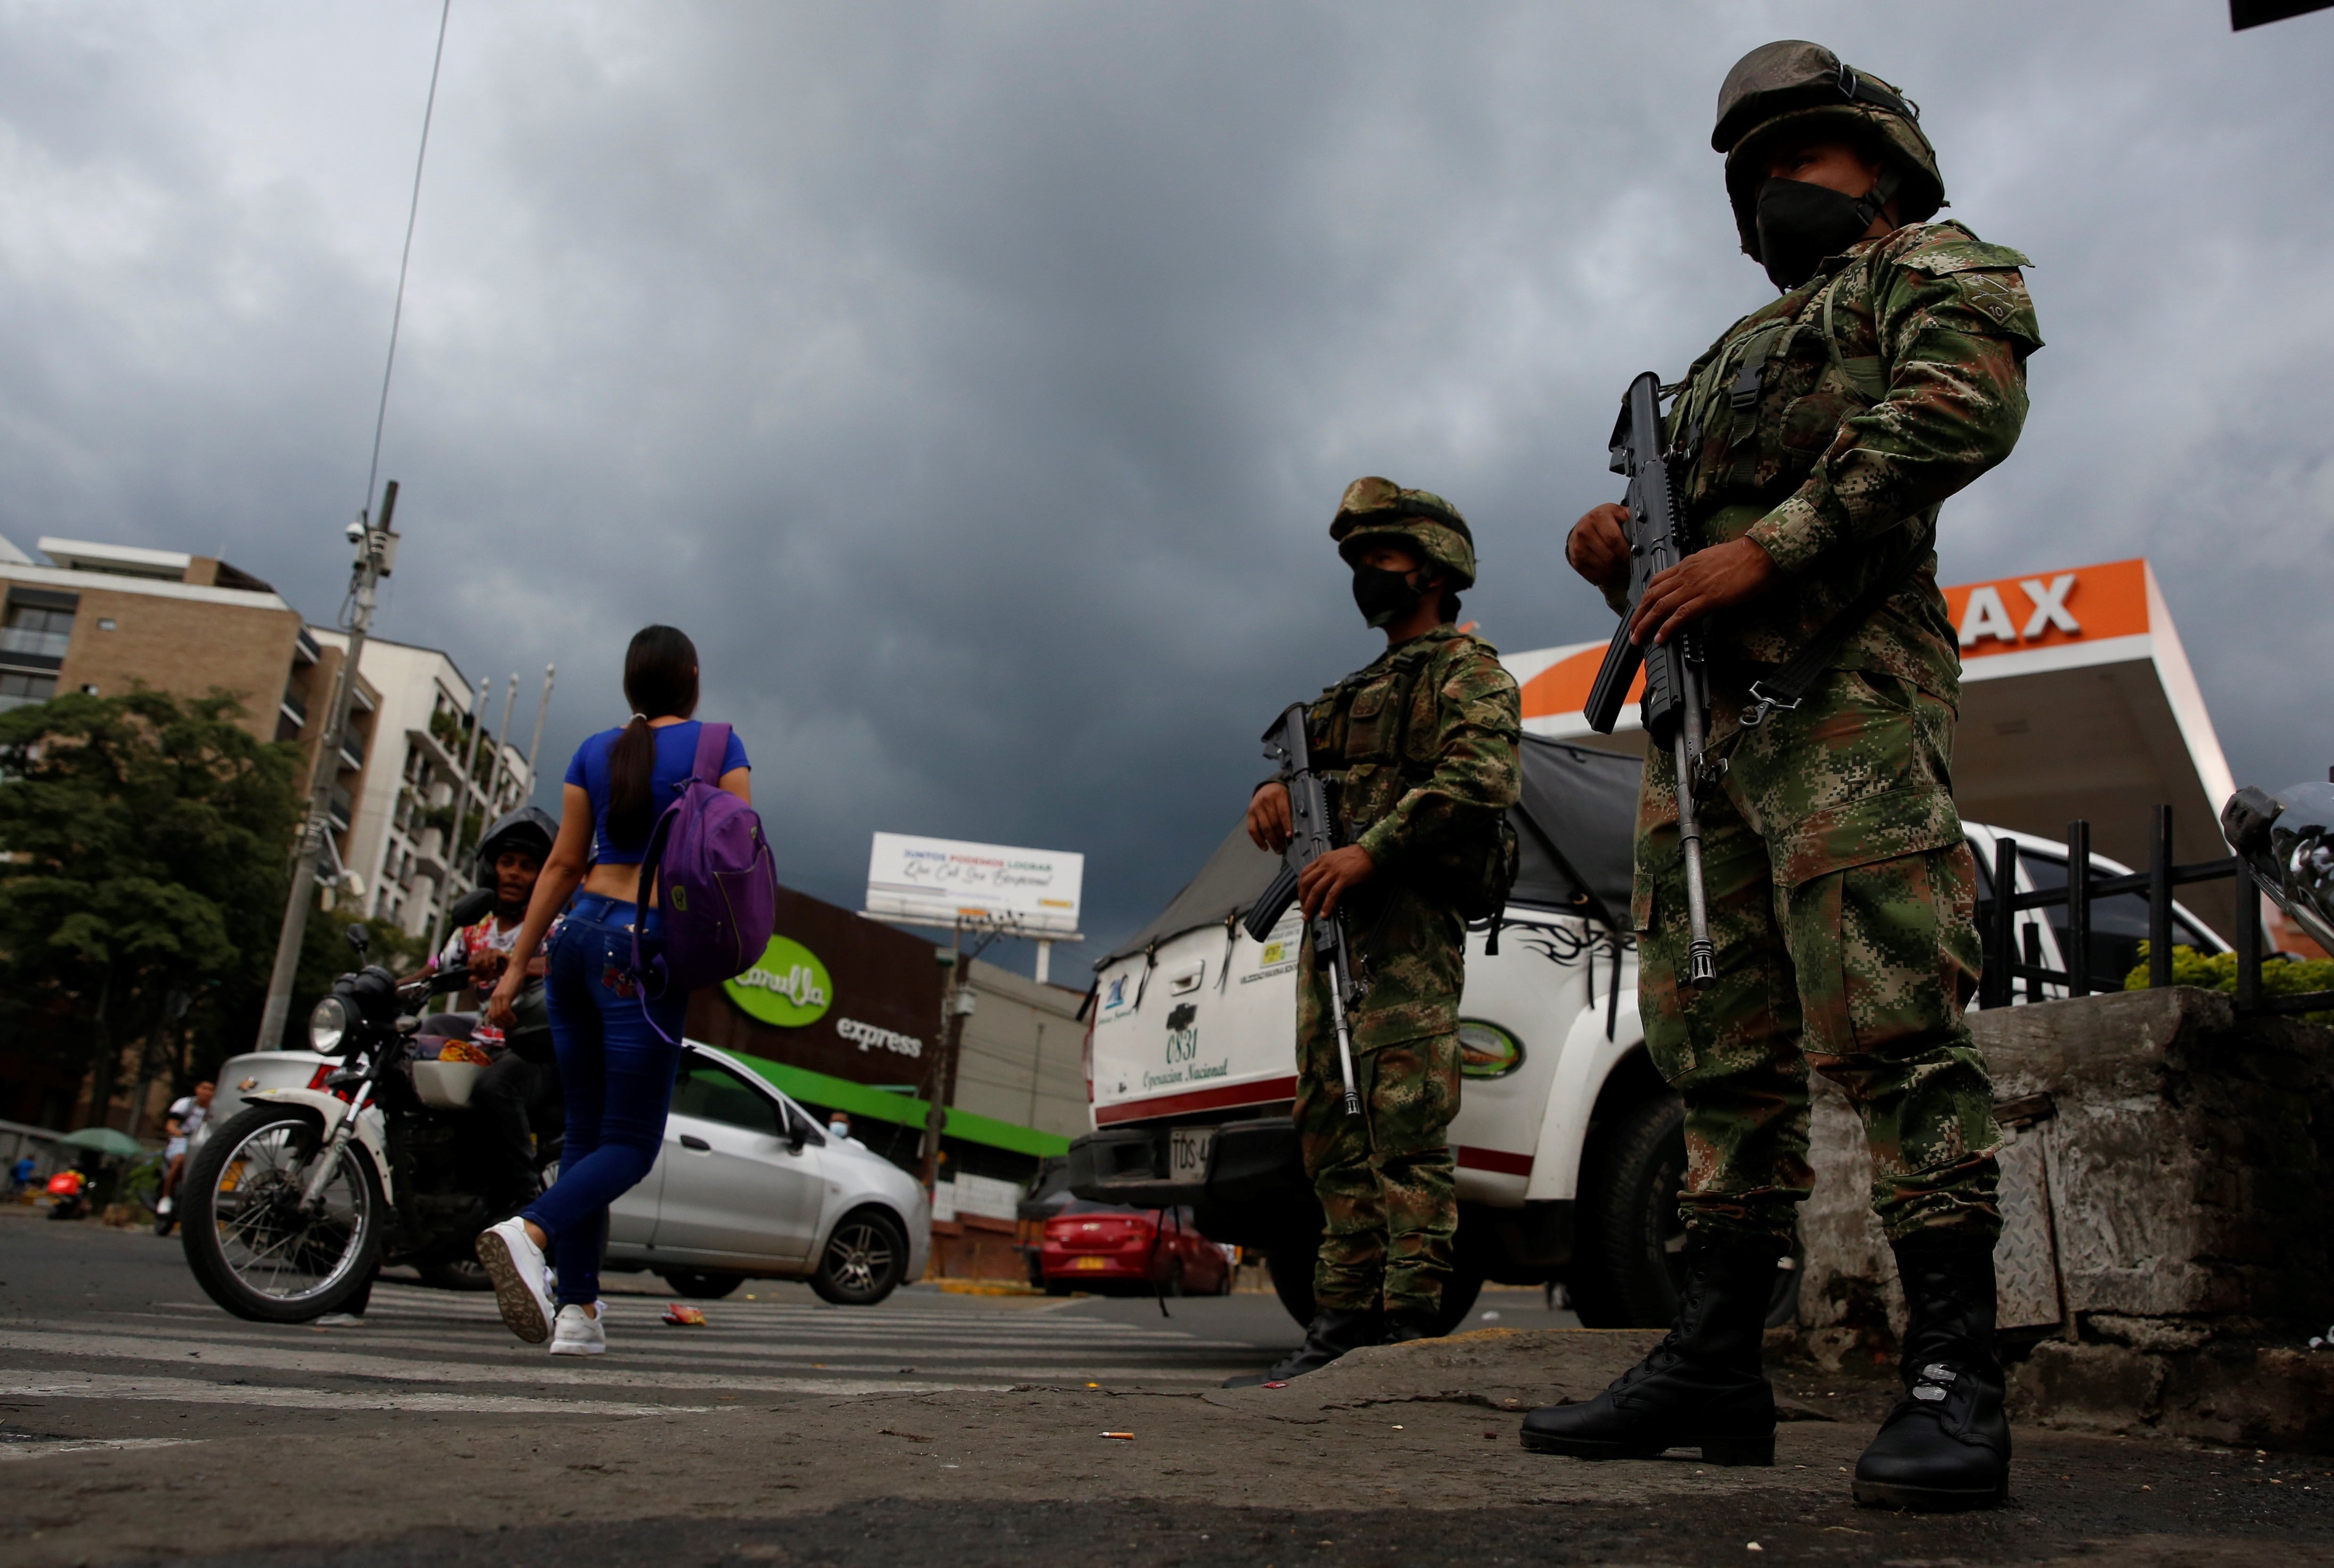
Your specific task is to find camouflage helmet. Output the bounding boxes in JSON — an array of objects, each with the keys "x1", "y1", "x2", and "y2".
[
  {"x1": 1329, "y1": 477, "x2": 1476, "y2": 591},
  {"x1": 1714, "y1": 40, "x2": 1944, "y2": 264}
]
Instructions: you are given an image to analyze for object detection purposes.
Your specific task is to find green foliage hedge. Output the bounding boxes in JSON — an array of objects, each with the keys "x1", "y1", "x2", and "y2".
[{"x1": 2125, "y1": 943, "x2": 2334, "y2": 1025}]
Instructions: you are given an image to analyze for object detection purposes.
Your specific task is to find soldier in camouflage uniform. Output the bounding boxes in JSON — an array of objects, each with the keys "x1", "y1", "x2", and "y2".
[
  {"x1": 1521, "y1": 43, "x2": 2039, "y2": 1512},
  {"x1": 1224, "y1": 477, "x2": 1522, "y2": 1387}
]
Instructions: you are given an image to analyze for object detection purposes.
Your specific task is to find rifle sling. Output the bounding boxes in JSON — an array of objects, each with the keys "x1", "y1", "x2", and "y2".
[{"x1": 1734, "y1": 523, "x2": 1935, "y2": 730}]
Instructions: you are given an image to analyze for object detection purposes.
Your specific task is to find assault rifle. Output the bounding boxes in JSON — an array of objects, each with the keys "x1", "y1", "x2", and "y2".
[
  {"x1": 1583, "y1": 371, "x2": 1718, "y2": 987},
  {"x1": 1245, "y1": 704, "x2": 1365, "y2": 1116}
]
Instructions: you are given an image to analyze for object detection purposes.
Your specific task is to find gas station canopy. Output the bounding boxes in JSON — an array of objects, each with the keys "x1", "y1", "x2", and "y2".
[{"x1": 1503, "y1": 559, "x2": 2242, "y2": 938}]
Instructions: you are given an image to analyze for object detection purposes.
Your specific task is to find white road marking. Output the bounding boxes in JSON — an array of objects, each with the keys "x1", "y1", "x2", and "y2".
[
  {"x1": 0, "y1": 1331, "x2": 1008, "y2": 1395},
  {"x1": 0, "y1": 1374, "x2": 717, "y2": 1416},
  {"x1": 108, "y1": 1317, "x2": 1248, "y2": 1361},
  {"x1": 0, "y1": 1436, "x2": 206, "y2": 1461}
]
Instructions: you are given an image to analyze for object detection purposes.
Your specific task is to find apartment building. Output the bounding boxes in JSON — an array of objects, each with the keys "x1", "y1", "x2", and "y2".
[
  {"x1": 0, "y1": 534, "x2": 532, "y2": 941},
  {"x1": 0, "y1": 534, "x2": 383, "y2": 849},
  {"x1": 310, "y1": 630, "x2": 534, "y2": 940}
]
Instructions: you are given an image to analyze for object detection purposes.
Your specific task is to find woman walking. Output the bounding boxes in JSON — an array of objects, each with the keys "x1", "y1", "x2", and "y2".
[{"x1": 477, "y1": 625, "x2": 751, "y2": 1355}]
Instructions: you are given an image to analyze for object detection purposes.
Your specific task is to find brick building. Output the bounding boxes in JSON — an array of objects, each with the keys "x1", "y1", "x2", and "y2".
[
  {"x1": 0, "y1": 534, "x2": 382, "y2": 836},
  {"x1": 0, "y1": 533, "x2": 535, "y2": 1130}
]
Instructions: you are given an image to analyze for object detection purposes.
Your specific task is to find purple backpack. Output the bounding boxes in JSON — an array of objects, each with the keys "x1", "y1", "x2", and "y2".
[{"x1": 630, "y1": 722, "x2": 777, "y2": 1021}]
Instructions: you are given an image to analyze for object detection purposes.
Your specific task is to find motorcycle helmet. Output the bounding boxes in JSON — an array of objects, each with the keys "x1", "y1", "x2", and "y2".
[{"x1": 472, "y1": 805, "x2": 557, "y2": 885}]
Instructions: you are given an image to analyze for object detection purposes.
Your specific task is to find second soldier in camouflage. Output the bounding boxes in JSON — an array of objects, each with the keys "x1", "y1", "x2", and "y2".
[{"x1": 1222, "y1": 477, "x2": 1521, "y2": 1387}]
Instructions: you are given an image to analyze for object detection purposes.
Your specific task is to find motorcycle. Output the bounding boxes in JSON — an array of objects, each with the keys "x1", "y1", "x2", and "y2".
[
  {"x1": 179, "y1": 924, "x2": 561, "y2": 1323},
  {"x1": 2224, "y1": 779, "x2": 2334, "y2": 953}
]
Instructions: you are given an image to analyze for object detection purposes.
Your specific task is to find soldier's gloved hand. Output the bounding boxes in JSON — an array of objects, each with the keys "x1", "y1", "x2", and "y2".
[
  {"x1": 1630, "y1": 537, "x2": 1782, "y2": 646},
  {"x1": 1298, "y1": 845, "x2": 1376, "y2": 922},
  {"x1": 1246, "y1": 783, "x2": 1294, "y2": 854},
  {"x1": 1566, "y1": 503, "x2": 1633, "y2": 593}
]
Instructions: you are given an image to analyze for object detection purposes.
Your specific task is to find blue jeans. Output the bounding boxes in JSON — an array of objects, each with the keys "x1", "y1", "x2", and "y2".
[{"x1": 522, "y1": 894, "x2": 687, "y2": 1306}]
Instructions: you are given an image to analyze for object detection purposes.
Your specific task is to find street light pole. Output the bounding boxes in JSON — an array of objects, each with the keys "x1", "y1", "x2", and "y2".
[
  {"x1": 424, "y1": 675, "x2": 493, "y2": 959},
  {"x1": 256, "y1": 481, "x2": 401, "y2": 1051}
]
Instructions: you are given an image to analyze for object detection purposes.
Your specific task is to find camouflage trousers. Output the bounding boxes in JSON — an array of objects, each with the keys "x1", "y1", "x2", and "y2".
[
  {"x1": 1636, "y1": 667, "x2": 2002, "y2": 1246},
  {"x1": 1295, "y1": 941, "x2": 1461, "y2": 1317}
]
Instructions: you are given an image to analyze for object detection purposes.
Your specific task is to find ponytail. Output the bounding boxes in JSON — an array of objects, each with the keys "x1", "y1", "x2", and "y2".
[{"x1": 605, "y1": 625, "x2": 700, "y2": 850}]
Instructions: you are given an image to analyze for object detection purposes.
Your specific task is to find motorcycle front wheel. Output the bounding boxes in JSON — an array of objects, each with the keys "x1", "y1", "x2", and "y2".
[{"x1": 180, "y1": 1104, "x2": 383, "y2": 1323}]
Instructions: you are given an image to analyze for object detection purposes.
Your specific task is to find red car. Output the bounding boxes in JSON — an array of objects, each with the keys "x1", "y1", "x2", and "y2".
[{"x1": 1041, "y1": 1202, "x2": 1234, "y2": 1296}]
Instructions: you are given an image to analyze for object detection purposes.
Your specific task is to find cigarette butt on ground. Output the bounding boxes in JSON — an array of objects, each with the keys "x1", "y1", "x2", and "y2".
[
  {"x1": 662, "y1": 1304, "x2": 708, "y2": 1326},
  {"x1": 1101, "y1": 1431, "x2": 1135, "y2": 1441}
]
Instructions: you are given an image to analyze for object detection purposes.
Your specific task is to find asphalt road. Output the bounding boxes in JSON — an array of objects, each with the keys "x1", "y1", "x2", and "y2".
[
  {"x1": 0, "y1": 1204, "x2": 1585, "y2": 1411},
  {"x1": 5, "y1": 1205, "x2": 2332, "y2": 1568},
  {"x1": 0, "y1": 1202, "x2": 1301, "y2": 1410}
]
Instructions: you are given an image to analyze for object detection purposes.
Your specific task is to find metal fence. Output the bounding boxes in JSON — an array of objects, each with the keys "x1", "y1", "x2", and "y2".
[{"x1": 1975, "y1": 804, "x2": 2334, "y2": 1016}]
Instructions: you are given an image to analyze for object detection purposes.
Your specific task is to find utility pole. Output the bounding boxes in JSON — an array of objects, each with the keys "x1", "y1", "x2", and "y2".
[
  {"x1": 918, "y1": 927, "x2": 977, "y2": 1192},
  {"x1": 256, "y1": 481, "x2": 401, "y2": 1050},
  {"x1": 522, "y1": 663, "x2": 554, "y2": 797}
]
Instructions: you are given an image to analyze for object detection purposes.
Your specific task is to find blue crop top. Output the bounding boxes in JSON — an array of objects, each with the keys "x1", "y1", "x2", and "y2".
[{"x1": 565, "y1": 720, "x2": 751, "y2": 865}]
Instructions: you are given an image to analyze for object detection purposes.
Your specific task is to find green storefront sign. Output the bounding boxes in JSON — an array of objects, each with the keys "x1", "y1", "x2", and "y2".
[{"x1": 723, "y1": 936, "x2": 833, "y2": 1028}]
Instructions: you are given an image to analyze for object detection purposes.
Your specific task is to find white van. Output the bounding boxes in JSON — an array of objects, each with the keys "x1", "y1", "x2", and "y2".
[{"x1": 1067, "y1": 737, "x2": 2227, "y2": 1334}]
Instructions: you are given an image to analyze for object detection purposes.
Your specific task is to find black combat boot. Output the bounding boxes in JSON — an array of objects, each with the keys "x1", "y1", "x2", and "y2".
[
  {"x1": 1519, "y1": 1235, "x2": 1779, "y2": 1466},
  {"x1": 1382, "y1": 1308, "x2": 1440, "y2": 1345},
  {"x1": 1853, "y1": 1230, "x2": 2011, "y2": 1511},
  {"x1": 1222, "y1": 1307, "x2": 1385, "y2": 1387}
]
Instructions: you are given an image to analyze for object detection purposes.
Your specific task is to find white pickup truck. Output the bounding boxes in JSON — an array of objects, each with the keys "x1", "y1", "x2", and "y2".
[{"x1": 1066, "y1": 735, "x2": 2228, "y2": 1334}]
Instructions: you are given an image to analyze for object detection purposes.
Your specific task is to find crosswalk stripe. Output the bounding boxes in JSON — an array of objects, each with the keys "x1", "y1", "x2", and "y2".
[
  {"x1": 0, "y1": 1330, "x2": 1232, "y2": 1390},
  {"x1": 106, "y1": 1318, "x2": 1254, "y2": 1357},
  {"x1": 0, "y1": 1374, "x2": 726, "y2": 1417},
  {"x1": 0, "y1": 1436, "x2": 206, "y2": 1461}
]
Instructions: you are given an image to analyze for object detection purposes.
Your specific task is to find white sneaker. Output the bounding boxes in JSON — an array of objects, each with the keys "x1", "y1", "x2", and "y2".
[
  {"x1": 549, "y1": 1302, "x2": 605, "y2": 1357},
  {"x1": 476, "y1": 1217, "x2": 555, "y2": 1345}
]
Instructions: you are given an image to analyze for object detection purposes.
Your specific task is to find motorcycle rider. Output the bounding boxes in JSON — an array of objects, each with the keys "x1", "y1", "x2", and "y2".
[{"x1": 416, "y1": 806, "x2": 561, "y2": 1214}]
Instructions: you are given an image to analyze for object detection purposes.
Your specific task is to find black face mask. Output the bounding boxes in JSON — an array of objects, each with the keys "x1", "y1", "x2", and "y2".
[
  {"x1": 1351, "y1": 564, "x2": 1424, "y2": 630},
  {"x1": 1754, "y1": 177, "x2": 1882, "y2": 291}
]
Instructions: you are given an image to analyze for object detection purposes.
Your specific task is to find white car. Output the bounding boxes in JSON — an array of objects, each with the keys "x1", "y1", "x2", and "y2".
[
  {"x1": 216, "y1": 1038, "x2": 929, "y2": 1305},
  {"x1": 1068, "y1": 736, "x2": 2228, "y2": 1334}
]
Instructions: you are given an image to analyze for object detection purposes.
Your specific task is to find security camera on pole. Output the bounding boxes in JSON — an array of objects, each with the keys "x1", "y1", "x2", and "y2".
[{"x1": 255, "y1": 482, "x2": 402, "y2": 1051}]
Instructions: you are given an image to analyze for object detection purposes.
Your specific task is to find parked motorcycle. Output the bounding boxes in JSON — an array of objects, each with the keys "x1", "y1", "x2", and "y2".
[{"x1": 179, "y1": 924, "x2": 560, "y2": 1323}]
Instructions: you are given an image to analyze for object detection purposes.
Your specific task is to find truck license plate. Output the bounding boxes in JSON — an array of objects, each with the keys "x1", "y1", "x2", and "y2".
[{"x1": 1170, "y1": 1127, "x2": 1213, "y2": 1183}]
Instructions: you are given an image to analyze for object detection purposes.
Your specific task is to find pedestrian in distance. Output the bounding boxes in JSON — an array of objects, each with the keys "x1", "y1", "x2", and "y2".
[
  {"x1": 1525, "y1": 41, "x2": 2041, "y2": 1512},
  {"x1": 479, "y1": 625, "x2": 753, "y2": 1357},
  {"x1": 154, "y1": 1079, "x2": 214, "y2": 1224},
  {"x1": 1223, "y1": 478, "x2": 1522, "y2": 1386}
]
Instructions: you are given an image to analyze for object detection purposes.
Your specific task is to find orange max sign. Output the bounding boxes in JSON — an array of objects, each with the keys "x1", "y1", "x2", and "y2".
[
  {"x1": 1521, "y1": 558, "x2": 2152, "y2": 724},
  {"x1": 1943, "y1": 557, "x2": 2147, "y2": 659}
]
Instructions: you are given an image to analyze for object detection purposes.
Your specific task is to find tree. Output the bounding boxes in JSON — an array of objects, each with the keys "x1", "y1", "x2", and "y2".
[{"x1": 0, "y1": 689, "x2": 300, "y2": 1126}]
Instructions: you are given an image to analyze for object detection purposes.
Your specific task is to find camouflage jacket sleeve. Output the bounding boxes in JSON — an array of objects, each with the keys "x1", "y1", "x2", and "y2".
[
  {"x1": 1743, "y1": 226, "x2": 2043, "y2": 576},
  {"x1": 1354, "y1": 637, "x2": 1522, "y2": 870}
]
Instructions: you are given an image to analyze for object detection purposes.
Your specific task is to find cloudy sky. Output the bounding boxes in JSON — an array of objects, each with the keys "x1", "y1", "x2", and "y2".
[{"x1": 3, "y1": 1, "x2": 2330, "y2": 971}]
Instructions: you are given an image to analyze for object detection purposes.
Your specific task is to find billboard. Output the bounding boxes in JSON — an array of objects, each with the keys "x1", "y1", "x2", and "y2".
[{"x1": 865, "y1": 832, "x2": 1084, "y2": 936}]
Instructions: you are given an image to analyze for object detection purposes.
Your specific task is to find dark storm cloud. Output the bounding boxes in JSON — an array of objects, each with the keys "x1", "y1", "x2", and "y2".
[{"x1": 1, "y1": 1, "x2": 2330, "y2": 968}]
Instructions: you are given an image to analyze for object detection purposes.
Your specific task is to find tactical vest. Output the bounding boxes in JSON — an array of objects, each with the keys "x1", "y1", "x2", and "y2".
[
  {"x1": 1669, "y1": 223, "x2": 2029, "y2": 549},
  {"x1": 1306, "y1": 633, "x2": 1518, "y2": 922}
]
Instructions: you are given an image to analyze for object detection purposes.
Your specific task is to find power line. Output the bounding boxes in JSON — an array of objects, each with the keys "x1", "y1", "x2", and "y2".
[{"x1": 360, "y1": 0, "x2": 454, "y2": 525}]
